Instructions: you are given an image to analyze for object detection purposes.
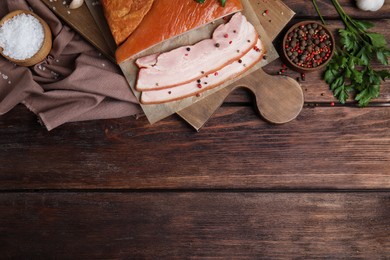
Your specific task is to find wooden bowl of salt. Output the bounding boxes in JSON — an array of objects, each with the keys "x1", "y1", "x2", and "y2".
[{"x1": 0, "y1": 10, "x2": 52, "y2": 67}]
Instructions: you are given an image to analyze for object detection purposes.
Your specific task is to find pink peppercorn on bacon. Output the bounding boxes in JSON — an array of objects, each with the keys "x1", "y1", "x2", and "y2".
[
  {"x1": 140, "y1": 38, "x2": 265, "y2": 104},
  {"x1": 135, "y1": 12, "x2": 258, "y2": 91}
]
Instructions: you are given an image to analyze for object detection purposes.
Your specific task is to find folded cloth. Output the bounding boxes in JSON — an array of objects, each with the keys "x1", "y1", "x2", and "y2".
[{"x1": 0, "y1": 0, "x2": 141, "y2": 130}]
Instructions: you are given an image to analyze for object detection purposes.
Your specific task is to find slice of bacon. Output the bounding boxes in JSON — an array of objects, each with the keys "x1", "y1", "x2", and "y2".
[
  {"x1": 135, "y1": 12, "x2": 258, "y2": 91},
  {"x1": 140, "y1": 38, "x2": 265, "y2": 104}
]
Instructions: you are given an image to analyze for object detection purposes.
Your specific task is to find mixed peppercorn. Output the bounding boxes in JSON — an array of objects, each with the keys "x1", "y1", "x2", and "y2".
[{"x1": 284, "y1": 22, "x2": 333, "y2": 69}]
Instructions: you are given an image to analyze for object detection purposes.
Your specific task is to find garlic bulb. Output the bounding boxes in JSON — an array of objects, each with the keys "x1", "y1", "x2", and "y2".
[
  {"x1": 356, "y1": 0, "x2": 385, "y2": 11},
  {"x1": 69, "y1": 0, "x2": 84, "y2": 9}
]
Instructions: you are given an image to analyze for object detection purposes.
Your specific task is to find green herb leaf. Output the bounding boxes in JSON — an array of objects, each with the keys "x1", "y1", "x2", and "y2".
[
  {"x1": 354, "y1": 20, "x2": 374, "y2": 31},
  {"x1": 376, "y1": 70, "x2": 390, "y2": 81},
  {"x1": 351, "y1": 69, "x2": 363, "y2": 84},
  {"x1": 330, "y1": 76, "x2": 344, "y2": 90},
  {"x1": 339, "y1": 29, "x2": 358, "y2": 51},
  {"x1": 355, "y1": 84, "x2": 380, "y2": 107},
  {"x1": 324, "y1": 69, "x2": 338, "y2": 84},
  {"x1": 330, "y1": 76, "x2": 350, "y2": 104},
  {"x1": 367, "y1": 33, "x2": 387, "y2": 48},
  {"x1": 195, "y1": 0, "x2": 205, "y2": 3},
  {"x1": 376, "y1": 49, "x2": 388, "y2": 65},
  {"x1": 356, "y1": 46, "x2": 370, "y2": 65},
  {"x1": 220, "y1": 0, "x2": 227, "y2": 7}
]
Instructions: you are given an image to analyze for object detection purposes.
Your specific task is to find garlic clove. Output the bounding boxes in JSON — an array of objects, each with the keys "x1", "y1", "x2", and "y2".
[
  {"x1": 69, "y1": 0, "x2": 84, "y2": 9},
  {"x1": 356, "y1": 0, "x2": 385, "y2": 12}
]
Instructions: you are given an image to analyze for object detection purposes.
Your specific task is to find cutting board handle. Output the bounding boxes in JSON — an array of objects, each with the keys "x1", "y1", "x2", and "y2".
[
  {"x1": 234, "y1": 69, "x2": 304, "y2": 124},
  {"x1": 178, "y1": 69, "x2": 304, "y2": 129}
]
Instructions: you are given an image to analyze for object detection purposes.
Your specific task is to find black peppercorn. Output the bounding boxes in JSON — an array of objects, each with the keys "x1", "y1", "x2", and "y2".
[{"x1": 291, "y1": 40, "x2": 297, "y2": 47}]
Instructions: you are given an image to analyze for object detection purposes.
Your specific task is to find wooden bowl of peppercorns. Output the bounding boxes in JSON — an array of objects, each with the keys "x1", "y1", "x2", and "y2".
[{"x1": 282, "y1": 21, "x2": 335, "y2": 73}]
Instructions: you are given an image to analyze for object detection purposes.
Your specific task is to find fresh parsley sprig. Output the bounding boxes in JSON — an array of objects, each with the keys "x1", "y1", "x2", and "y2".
[
  {"x1": 313, "y1": 0, "x2": 390, "y2": 106},
  {"x1": 196, "y1": 0, "x2": 227, "y2": 7}
]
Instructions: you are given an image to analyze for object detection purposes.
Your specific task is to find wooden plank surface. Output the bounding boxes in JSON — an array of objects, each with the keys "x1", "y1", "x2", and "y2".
[
  {"x1": 1, "y1": 105, "x2": 390, "y2": 190},
  {"x1": 1, "y1": 0, "x2": 390, "y2": 258},
  {"x1": 0, "y1": 192, "x2": 388, "y2": 258},
  {"x1": 289, "y1": 0, "x2": 390, "y2": 19}
]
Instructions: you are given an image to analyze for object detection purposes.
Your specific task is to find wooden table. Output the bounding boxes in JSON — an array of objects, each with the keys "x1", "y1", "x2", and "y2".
[{"x1": 0, "y1": 0, "x2": 389, "y2": 258}]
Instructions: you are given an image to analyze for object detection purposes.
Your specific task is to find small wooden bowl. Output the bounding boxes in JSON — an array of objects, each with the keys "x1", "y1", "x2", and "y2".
[
  {"x1": 282, "y1": 21, "x2": 335, "y2": 73},
  {"x1": 0, "y1": 10, "x2": 52, "y2": 67}
]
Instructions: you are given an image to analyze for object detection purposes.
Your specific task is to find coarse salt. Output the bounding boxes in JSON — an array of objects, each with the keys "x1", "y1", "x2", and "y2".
[{"x1": 0, "y1": 13, "x2": 44, "y2": 60}]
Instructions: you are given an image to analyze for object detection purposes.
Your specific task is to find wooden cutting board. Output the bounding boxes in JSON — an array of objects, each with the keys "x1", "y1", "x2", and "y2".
[
  {"x1": 42, "y1": 0, "x2": 303, "y2": 128},
  {"x1": 41, "y1": 0, "x2": 115, "y2": 62},
  {"x1": 118, "y1": 0, "x2": 279, "y2": 124}
]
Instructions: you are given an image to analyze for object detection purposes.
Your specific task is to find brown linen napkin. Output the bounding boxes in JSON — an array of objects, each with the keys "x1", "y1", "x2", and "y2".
[{"x1": 0, "y1": 0, "x2": 141, "y2": 130}]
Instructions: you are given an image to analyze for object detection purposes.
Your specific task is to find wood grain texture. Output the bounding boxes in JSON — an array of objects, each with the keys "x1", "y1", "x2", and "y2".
[
  {"x1": 41, "y1": 0, "x2": 115, "y2": 62},
  {"x1": 251, "y1": 0, "x2": 295, "y2": 40},
  {"x1": 1, "y1": 105, "x2": 390, "y2": 190},
  {"x1": 1, "y1": 1, "x2": 390, "y2": 258},
  {"x1": 0, "y1": 192, "x2": 388, "y2": 258},
  {"x1": 84, "y1": 0, "x2": 116, "y2": 53},
  {"x1": 284, "y1": 0, "x2": 390, "y2": 19}
]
